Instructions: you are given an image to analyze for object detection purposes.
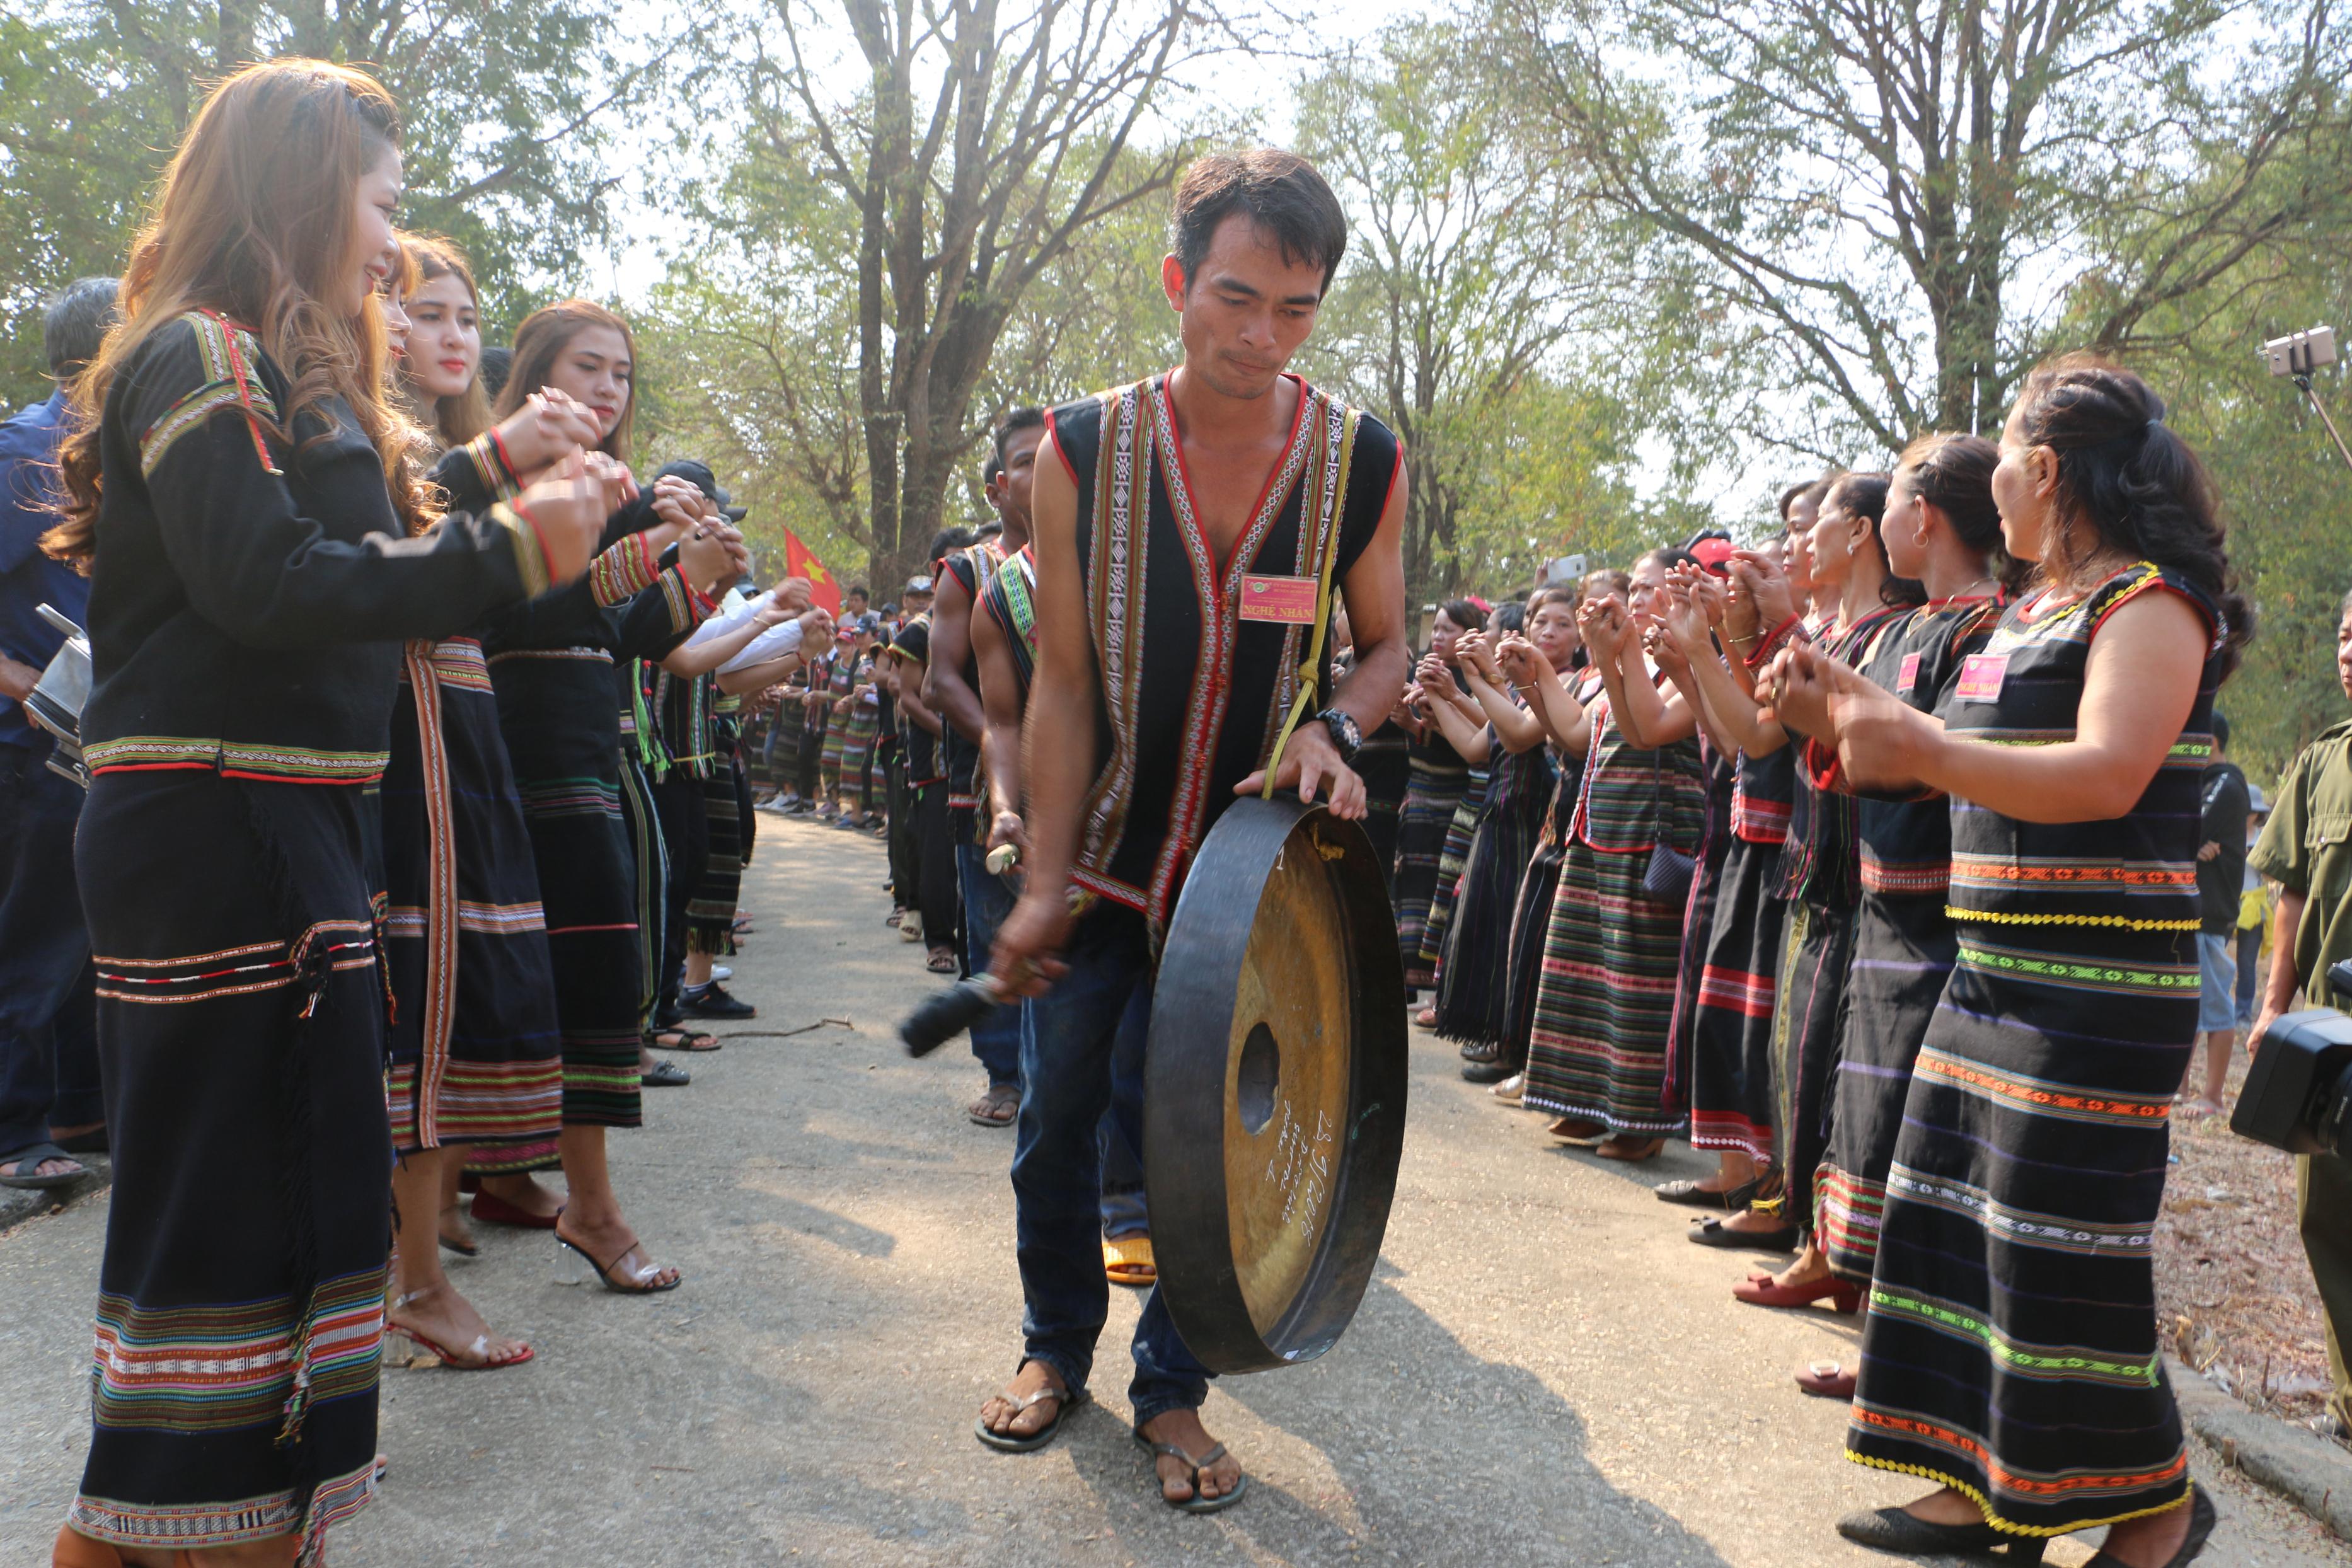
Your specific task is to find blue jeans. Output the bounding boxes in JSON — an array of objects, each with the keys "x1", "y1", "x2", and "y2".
[
  {"x1": 1099, "y1": 982, "x2": 1150, "y2": 1240},
  {"x1": 0, "y1": 743, "x2": 101, "y2": 1156},
  {"x1": 956, "y1": 840, "x2": 1022, "y2": 1088},
  {"x1": 2237, "y1": 923, "x2": 2261, "y2": 1028},
  {"x1": 1013, "y1": 902, "x2": 1208, "y2": 1425}
]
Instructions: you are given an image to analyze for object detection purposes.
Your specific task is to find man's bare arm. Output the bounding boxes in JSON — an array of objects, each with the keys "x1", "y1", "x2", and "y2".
[
  {"x1": 991, "y1": 429, "x2": 1096, "y2": 985},
  {"x1": 923, "y1": 567, "x2": 988, "y2": 746},
  {"x1": 971, "y1": 602, "x2": 1029, "y2": 853}
]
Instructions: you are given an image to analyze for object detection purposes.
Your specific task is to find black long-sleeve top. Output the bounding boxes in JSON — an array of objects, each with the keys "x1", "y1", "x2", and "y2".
[
  {"x1": 435, "y1": 434, "x2": 712, "y2": 666},
  {"x1": 81, "y1": 311, "x2": 546, "y2": 783}
]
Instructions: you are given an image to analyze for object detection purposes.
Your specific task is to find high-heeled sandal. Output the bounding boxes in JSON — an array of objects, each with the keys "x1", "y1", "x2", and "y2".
[
  {"x1": 387, "y1": 1285, "x2": 534, "y2": 1369},
  {"x1": 556, "y1": 1229, "x2": 682, "y2": 1293}
]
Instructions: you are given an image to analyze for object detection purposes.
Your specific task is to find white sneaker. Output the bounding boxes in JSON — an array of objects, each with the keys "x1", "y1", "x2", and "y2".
[{"x1": 710, "y1": 966, "x2": 732, "y2": 983}]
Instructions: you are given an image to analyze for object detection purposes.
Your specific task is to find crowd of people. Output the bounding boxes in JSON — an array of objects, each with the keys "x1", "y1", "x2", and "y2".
[{"x1": 0, "y1": 49, "x2": 2340, "y2": 1568}]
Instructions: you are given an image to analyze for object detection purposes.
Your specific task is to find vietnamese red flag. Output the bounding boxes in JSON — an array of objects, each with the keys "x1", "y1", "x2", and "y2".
[{"x1": 783, "y1": 527, "x2": 843, "y2": 617}]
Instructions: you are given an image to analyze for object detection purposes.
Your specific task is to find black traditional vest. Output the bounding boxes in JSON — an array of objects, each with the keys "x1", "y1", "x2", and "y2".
[{"x1": 1048, "y1": 373, "x2": 1399, "y2": 935}]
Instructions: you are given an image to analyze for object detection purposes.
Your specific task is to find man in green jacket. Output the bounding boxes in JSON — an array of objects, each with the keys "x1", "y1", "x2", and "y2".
[{"x1": 2248, "y1": 586, "x2": 2352, "y2": 1437}]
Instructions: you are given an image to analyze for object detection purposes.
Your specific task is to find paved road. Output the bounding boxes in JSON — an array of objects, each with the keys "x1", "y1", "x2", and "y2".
[{"x1": 4, "y1": 813, "x2": 2347, "y2": 1566}]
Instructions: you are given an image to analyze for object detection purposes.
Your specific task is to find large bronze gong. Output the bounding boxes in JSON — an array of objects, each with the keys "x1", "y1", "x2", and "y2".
[{"x1": 1143, "y1": 795, "x2": 1408, "y2": 1375}]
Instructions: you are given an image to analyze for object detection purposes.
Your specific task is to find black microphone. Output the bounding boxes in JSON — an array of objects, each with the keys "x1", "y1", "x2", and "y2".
[{"x1": 899, "y1": 974, "x2": 1008, "y2": 1058}]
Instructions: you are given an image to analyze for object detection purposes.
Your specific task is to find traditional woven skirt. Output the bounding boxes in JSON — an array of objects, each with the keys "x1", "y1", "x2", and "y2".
[
  {"x1": 1415, "y1": 769, "x2": 1490, "y2": 986},
  {"x1": 1816, "y1": 891, "x2": 1956, "y2": 1282},
  {"x1": 1498, "y1": 761, "x2": 1580, "y2": 1071},
  {"x1": 381, "y1": 639, "x2": 562, "y2": 1156},
  {"x1": 1521, "y1": 839, "x2": 1690, "y2": 1134},
  {"x1": 617, "y1": 746, "x2": 666, "y2": 1031},
  {"x1": 1436, "y1": 758, "x2": 1547, "y2": 1049},
  {"x1": 686, "y1": 766, "x2": 743, "y2": 957},
  {"x1": 1663, "y1": 754, "x2": 1734, "y2": 1106},
  {"x1": 1686, "y1": 836, "x2": 1789, "y2": 1160},
  {"x1": 824, "y1": 705, "x2": 880, "y2": 802},
  {"x1": 1356, "y1": 727, "x2": 1411, "y2": 896},
  {"x1": 1393, "y1": 745, "x2": 1470, "y2": 988},
  {"x1": 1847, "y1": 921, "x2": 2196, "y2": 1535},
  {"x1": 1773, "y1": 900, "x2": 1855, "y2": 1236},
  {"x1": 491, "y1": 650, "x2": 645, "y2": 1129},
  {"x1": 70, "y1": 771, "x2": 388, "y2": 1562}
]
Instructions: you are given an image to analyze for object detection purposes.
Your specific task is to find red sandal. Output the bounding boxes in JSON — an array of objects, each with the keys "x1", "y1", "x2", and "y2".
[
  {"x1": 1796, "y1": 1359, "x2": 1857, "y2": 1398},
  {"x1": 1731, "y1": 1272, "x2": 1862, "y2": 1312},
  {"x1": 470, "y1": 1190, "x2": 563, "y2": 1230}
]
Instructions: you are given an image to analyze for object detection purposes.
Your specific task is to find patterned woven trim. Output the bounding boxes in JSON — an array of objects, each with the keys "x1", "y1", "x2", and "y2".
[
  {"x1": 517, "y1": 775, "x2": 622, "y2": 820},
  {"x1": 1868, "y1": 1288, "x2": 2161, "y2": 1386},
  {"x1": 383, "y1": 899, "x2": 549, "y2": 937},
  {"x1": 1913, "y1": 1045, "x2": 2174, "y2": 1127},
  {"x1": 86, "y1": 1267, "x2": 382, "y2": 1442},
  {"x1": 401, "y1": 640, "x2": 460, "y2": 1145},
  {"x1": 95, "y1": 920, "x2": 376, "y2": 1006},
  {"x1": 1859, "y1": 854, "x2": 1951, "y2": 896},
  {"x1": 396, "y1": 637, "x2": 493, "y2": 693},
  {"x1": 1947, "y1": 905, "x2": 2199, "y2": 933},
  {"x1": 137, "y1": 313, "x2": 282, "y2": 478},
  {"x1": 1844, "y1": 1442, "x2": 2189, "y2": 1538},
  {"x1": 589, "y1": 533, "x2": 661, "y2": 608},
  {"x1": 386, "y1": 1056, "x2": 562, "y2": 1149},
  {"x1": 1697, "y1": 961, "x2": 1775, "y2": 1017},
  {"x1": 493, "y1": 503, "x2": 551, "y2": 597},
  {"x1": 1954, "y1": 938, "x2": 2200, "y2": 991},
  {"x1": 1883, "y1": 1162, "x2": 2156, "y2": 1255},
  {"x1": 140, "y1": 383, "x2": 248, "y2": 478},
  {"x1": 456, "y1": 430, "x2": 524, "y2": 503},
  {"x1": 655, "y1": 567, "x2": 703, "y2": 633},
  {"x1": 84, "y1": 735, "x2": 389, "y2": 785}
]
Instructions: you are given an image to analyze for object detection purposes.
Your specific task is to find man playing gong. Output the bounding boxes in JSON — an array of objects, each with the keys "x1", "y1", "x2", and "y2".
[{"x1": 983, "y1": 149, "x2": 1409, "y2": 1510}]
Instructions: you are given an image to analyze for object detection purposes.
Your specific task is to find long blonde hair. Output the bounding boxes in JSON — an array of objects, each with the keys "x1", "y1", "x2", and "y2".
[
  {"x1": 48, "y1": 57, "x2": 428, "y2": 563},
  {"x1": 396, "y1": 231, "x2": 492, "y2": 448}
]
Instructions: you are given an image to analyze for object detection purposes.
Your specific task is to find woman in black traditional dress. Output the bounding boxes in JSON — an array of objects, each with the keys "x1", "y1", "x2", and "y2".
[
  {"x1": 1392, "y1": 600, "x2": 1484, "y2": 998},
  {"x1": 1661, "y1": 510, "x2": 1812, "y2": 1209},
  {"x1": 1656, "y1": 476, "x2": 1919, "y2": 1279},
  {"x1": 47, "y1": 60, "x2": 606, "y2": 1565},
  {"x1": 459, "y1": 302, "x2": 750, "y2": 1293},
  {"x1": 1786, "y1": 434, "x2": 2006, "y2": 1401},
  {"x1": 1782, "y1": 360, "x2": 2239, "y2": 1568},
  {"x1": 1426, "y1": 609, "x2": 1560, "y2": 1072},
  {"x1": 1486, "y1": 587, "x2": 1595, "y2": 1102}
]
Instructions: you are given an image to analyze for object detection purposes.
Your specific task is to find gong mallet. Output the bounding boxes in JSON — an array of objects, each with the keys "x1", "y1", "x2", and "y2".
[
  {"x1": 899, "y1": 845, "x2": 1025, "y2": 1056},
  {"x1": 899, "y1": 958, "x2": 1032, "y2": 1058}
]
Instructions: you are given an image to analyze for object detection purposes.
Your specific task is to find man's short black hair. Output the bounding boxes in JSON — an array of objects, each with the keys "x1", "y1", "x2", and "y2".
[
  {"x1": 1172, "y1": 149, "x2": 1348, "y2": 298},
  {"x1": 478, "y1": 345, "x2": 514, "y2": 402},
  {"x1": 993, "y1": 406, "x2": 1046, "y2": 469},
  {"x1": 2212, "y1": 710, "x2": 2230, "y2": 752},
  {"x1": 45, "y1": 277, "x2": 120, "y2": 376},
  {"x1": 928, "y1": 526, "x2": 979, "y2": 564}
]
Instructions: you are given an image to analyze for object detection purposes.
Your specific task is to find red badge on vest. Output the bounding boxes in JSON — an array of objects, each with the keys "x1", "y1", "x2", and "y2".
[
  {"x1": 1896, "y1": 652, "x2": 1922, "y2": 695},
  {"x1": 1955, "y1": 652, "x2": 2009, "y2": 703},
  {"x1": 1239, "y1": 575, "x2": 1319, "y2": 625}
]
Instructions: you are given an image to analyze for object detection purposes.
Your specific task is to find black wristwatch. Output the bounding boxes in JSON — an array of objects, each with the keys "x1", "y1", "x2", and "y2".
[{"x1": 1316, "y1": 706, "x2": 1362, "y2": 763}]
